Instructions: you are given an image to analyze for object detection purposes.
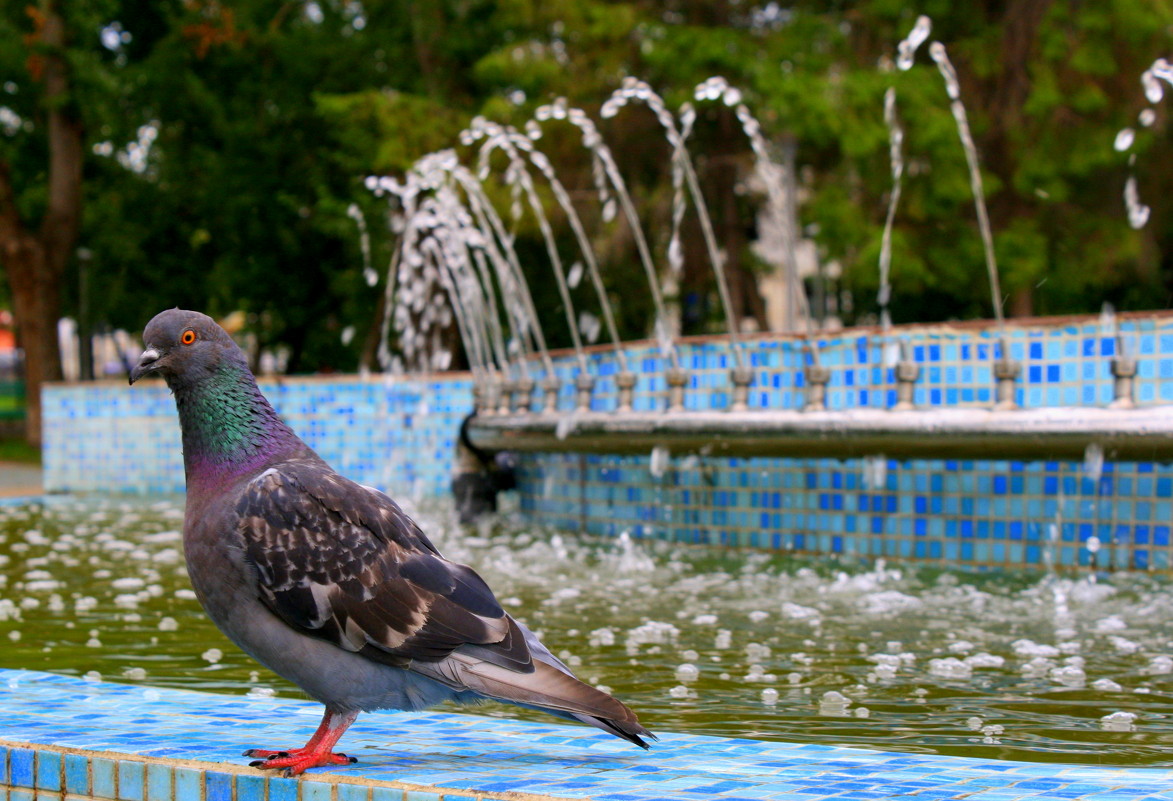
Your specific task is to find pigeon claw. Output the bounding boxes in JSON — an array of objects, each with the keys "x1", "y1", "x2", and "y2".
[{"x1": 243, "y1": 748, "x2": 356, "y2": 776}]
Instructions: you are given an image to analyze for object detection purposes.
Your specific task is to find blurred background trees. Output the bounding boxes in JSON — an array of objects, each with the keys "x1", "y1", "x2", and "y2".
[{"x1": 1, "y1": 0, "x2": 1172, "y2": 442}]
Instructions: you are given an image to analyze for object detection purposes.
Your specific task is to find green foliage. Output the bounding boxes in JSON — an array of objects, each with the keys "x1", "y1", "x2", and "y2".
[{"x1": 3, "y1": 0, "x2": 1172, "y2": 373}]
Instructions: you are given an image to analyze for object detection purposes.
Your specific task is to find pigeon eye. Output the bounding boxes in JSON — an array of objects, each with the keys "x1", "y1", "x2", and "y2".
[{"x1": 180, "y1": 329, "x2": 197, "y2": 345}]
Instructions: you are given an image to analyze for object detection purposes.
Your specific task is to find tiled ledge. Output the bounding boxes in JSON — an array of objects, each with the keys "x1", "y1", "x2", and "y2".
[{"x1": 4, "y1": 670, "x2": 1173, "y2": 801}]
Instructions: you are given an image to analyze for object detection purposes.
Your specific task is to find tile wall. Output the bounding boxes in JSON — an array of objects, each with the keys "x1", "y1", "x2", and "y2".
[
  {"x1": 40, "y1": 313, "x2": 1173, "y2": 571},
  {"x1": 554, "y1": 314, "x2": 1170, "y2": 412},
  {"x1": 42, "y1": 375, "x2": 473, "y2": 498},
  {"x1": 517, "y1": 453, "x2": 1171, "y2": 570}
]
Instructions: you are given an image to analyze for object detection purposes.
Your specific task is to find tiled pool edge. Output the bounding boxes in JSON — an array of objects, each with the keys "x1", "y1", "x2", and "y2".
[
  {"x1": 0, "y1": 740, "x2": 546, "y2": 801},
  {"x1": 5, "y1": 670, "x2": 1173, "y2": 801}
]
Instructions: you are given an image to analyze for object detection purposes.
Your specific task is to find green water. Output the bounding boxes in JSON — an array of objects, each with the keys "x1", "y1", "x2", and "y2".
[{"x1": 2, "y1": 496, "x2": 1173, "y2": 766}]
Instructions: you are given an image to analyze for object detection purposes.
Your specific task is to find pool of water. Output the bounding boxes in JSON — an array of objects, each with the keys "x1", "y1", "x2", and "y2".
[{"x1": 2, "y1": 495, "x2": 1172, "y2": 766}]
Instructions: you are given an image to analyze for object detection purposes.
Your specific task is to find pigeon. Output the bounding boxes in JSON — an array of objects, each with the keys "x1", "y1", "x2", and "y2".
[{"x1": 129, "y1": 309, "x2": 652, "y2": 775}]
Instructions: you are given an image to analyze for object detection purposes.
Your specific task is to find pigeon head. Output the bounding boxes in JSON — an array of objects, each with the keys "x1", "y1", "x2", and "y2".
[
  {"x1": 131, "y1": 308, "x2": 300, "y2": 482},
  {"x1": 129, "y1": 309, "x2": 248, "y2": 390}
]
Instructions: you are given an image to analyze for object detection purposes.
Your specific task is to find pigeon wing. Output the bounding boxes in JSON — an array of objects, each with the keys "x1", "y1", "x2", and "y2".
[{"x1": 235, "y1": 461, "x2": 532, "y2": 672}]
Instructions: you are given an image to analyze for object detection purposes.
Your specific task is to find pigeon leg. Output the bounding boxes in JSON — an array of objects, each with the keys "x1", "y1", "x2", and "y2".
[{"x1": 243, "y1": 709, "x2": 360, "y2": 776}]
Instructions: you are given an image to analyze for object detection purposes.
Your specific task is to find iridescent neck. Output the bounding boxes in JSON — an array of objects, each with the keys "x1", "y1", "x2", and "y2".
[{"x1": 173, "y1": 365, "x2": 301, "y2": 488}]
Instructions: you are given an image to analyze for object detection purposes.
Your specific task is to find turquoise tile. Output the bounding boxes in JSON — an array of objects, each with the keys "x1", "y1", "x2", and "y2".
[
  {"x1": 64, "y1": 754, "x2": 89, "y2": 795},
  {"x1": 118, "y1": 761, "x2": 145, "y2": 801},
  {"x1": 34, "y1": 752, "x2": 60, "y2": 791},
  {"x1": 173, "y1": 768, "x2": 201, "y2": 801},
  {"x1": 235, "y1": 774, "x2": 264, "y2": 801},
  {"x1": 146, "y1": 764, "x2": 172, "y2": 801},
  {"x1": 336, "y1": 785, "x2": 368, "y2": 801},
  {"x1": 403, "y1": 792, "x2": 442, "y2": 801},
  {"x1": 11, "y1": 790, "x2": 33, "y2": 801},
  {"x1": 369, "y1": 789, "x2": 402, "y2": 801},
  {"x1": 10, "y1": 749, "x2": 33, "y2": 788},
  {"x1": 92, "y1": 758, "x2": 116, "y2": 799},
  {"x1": 299, "y1": 780, "x2": 331, "y2": 801}
]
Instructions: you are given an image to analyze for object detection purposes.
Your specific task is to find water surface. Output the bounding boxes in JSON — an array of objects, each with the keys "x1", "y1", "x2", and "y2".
[{"x1": 1, "y1": 496, "x2": 1171, "y2": 765}]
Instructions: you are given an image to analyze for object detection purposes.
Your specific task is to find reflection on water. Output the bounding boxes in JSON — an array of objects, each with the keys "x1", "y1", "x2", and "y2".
[{"x1": 2, "y1": 496, "x2": 1173, "y2": 765}]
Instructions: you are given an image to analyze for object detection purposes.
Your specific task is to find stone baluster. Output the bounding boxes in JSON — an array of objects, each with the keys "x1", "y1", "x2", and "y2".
[
  {"x1": 665, "y1": 367, "x2": 688, "y2": 413},
  {"x1": 730, "y1": 365, "x2": 754, "y2": 412},
  {"x1": 615, "y1": 371, "x2": 637, "y2": 413},
  {"x1": 497, "y1": 379, "x2": 516, "y2": 415},
  {"x1": 992, "y1": 352, "x2": 1021, "y2": 411},
  {"x1": 892, "y1": 361, "x2": 920, "y2": 411},
  {"x1": 1109, "y1": 354, "x2": 1137, "y2": 409},
  {"x1": 541, "y1": 376, "x2": 561, "y2": 415},
  {"x1": 803, "y1": 365, "x2": 831, "y2": 412},
  {"x1": 515, "y1": 376, "x2": 536, "y2": 413},
  {"x1": 575, "y1": 373, "x2": 596, "y2": 412}
]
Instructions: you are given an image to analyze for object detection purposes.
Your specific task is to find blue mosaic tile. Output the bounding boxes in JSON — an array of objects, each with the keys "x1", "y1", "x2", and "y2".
[
  {"x1": 92, "y1": 757, "x2": 117, "y2": 799},
  {"x1": 268, "y1": 777, "x2": 298, "y2": 801},
  {"x1": 118, "y1": 760, "x2": 144, "y2": 801},
  {"x1": 298, "y1": 780, "x2": 330, "y2": 801},
  {"x1": 9, "y1": 750, "x2": 32, "y2": 788},
  {"x1": 172, "y1": 768, "x2": 200, "y2": 801},
  {"x1": 63, "y1": 754, "x2": 88, "y2": 796},
  {"x1": 517, "y1": 450, "x2": 1173, "y2": 569},
  {"x1": 336, "y1": 784, "x2": 368, "y2": 801},
  {"x1": 5, "y1": 668, "x2": 1173, "y2": 801},
  {"x1": 204, "y1": 772, "x2": 231, "y2": 801},
  {"x1": 33, "y1": 752, "x2": 59, "y2": 792},
  {"x1": 146, "y1": 765, "x2": 172, "y2": 801},
  {"x1": 369, "y1": 787, "x2": 403, "y2": 801},
  {"x1": 234, "y1": 774, "x2": 263, "y2": 801}
]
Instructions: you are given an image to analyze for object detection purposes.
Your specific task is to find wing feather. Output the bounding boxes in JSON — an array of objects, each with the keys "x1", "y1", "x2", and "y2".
[{"x1": 236, "y1": 459, "x2": 531, "y2": 671}]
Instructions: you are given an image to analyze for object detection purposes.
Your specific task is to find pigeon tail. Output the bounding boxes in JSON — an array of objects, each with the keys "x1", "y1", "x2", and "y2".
[{"x1": 413, "y1": 653, "x2": 654, "y2": 748}]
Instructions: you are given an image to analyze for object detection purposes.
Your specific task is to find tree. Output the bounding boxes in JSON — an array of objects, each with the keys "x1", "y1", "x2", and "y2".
[
  {"x1": 4, "y1": 0, "x2": 1173, "y2": 447},
  {"x1": 0, "y1": 1, "x2": 84, "y2": 446}
]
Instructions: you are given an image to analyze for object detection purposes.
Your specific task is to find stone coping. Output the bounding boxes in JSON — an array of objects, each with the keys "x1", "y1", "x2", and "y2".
[{"x1": 2, "y1": 669, "x2": 1173, "y2": 800}]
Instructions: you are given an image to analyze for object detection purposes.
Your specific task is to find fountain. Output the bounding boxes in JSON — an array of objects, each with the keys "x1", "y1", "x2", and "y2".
[
  {"x1": 23, "y1": 21, "x2": 1173, "y2": 801},
  {"x1": 354, "y1": 61, "x2": 1173, "y2": 466}
]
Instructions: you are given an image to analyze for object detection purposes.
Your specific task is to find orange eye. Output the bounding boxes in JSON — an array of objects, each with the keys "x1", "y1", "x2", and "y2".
[{"x1": 180, "y1": 329, "x2": 197, "y2": 345}]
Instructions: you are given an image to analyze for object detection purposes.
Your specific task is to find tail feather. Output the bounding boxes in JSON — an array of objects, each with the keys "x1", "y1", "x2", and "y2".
[{"x1": 412, "y1": 653, "x2": 654, "y2": 747}]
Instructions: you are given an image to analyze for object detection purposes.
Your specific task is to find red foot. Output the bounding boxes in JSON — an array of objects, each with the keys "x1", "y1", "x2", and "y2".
[{"x1": 243, "y1": 748, "x2": 357, "y2": 776}]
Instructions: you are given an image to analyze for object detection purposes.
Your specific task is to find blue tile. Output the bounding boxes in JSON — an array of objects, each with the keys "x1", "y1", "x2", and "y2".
[
  {"x1": 268, "y1": 777, "x2": 299, "y2": 801},
  {"x1": 64, "y1": 754, "x2": 89, "y2": 796},
  {"x1": 146, "y1": 765, "x2": 172, "y2": 801},
  {"x1": 173, "y1": 768, "x2": 201, "y2": 801},
  {"x1": 34, "y1": 752, "x2": 60, "y2": 791},
  {"x1": 204, "y1": 772, "x2": 231, "y2": 801},
  {"x1": 93, "y1": 758, "x2": 117, "y2": 799},
  {"x1": 235, "y1": 774, "x2": 264, "y2": 801},
  {"x1": 299, "y1": 780, "x2": 331, "y2": 801},
  {"x1": 118, "y1": 761, "x2": 145, "y2": 801},
  {"x1": 403, "y1": 792, "x2": 443, "y2": 801},
  {"x1": 337, "y1": 785, "x2": 369, "y2": 801},
  {"x1": 11, "y1": 749, "x2": 34, "y2": 788}
]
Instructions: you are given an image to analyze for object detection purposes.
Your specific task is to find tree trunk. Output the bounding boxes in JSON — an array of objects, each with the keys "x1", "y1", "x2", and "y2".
[
  {"x1": 3, "y1": 236, "x2": 62, "y2": 446},
  {"x1": 0, "y1": 0, "x2": 83, "y2": 446}
]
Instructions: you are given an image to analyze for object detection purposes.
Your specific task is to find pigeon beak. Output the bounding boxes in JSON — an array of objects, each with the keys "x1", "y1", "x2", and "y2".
[{"x1": 129, "y1": 348, "x2": 161, "y2": 385}]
